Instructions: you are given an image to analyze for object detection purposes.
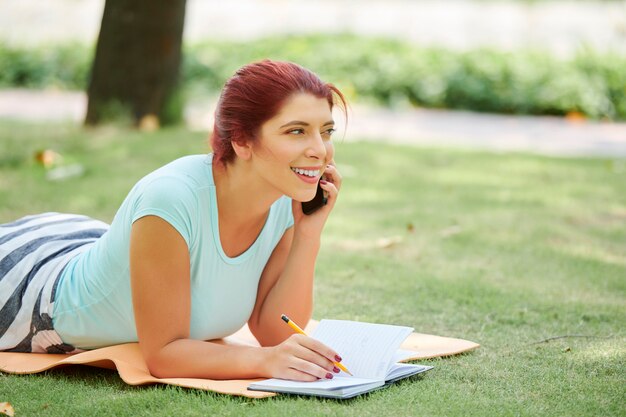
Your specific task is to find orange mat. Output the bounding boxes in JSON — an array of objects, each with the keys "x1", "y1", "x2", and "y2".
[{"x1": 0, "y1": 321, "x2": 479, "y2": 398}]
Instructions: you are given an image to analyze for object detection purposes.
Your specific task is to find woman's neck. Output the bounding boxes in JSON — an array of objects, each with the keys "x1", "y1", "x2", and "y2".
[{"x1": 212, "y1": 158, "x2": 281, "y2": 228}]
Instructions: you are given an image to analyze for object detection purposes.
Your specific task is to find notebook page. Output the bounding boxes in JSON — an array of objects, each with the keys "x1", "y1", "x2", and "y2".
[
  {"x1": 311, "y1": 320, "x2": 413, "y2": 380},
  {"x1": 386, "y1": 363, "x2": 433, "y2": 380},
  {"x1": 393, "y1": 349, "x2": 419, "y2": 363},
  {"x1": 250, "y1": 376, "x2": 377, "y2": 391}
]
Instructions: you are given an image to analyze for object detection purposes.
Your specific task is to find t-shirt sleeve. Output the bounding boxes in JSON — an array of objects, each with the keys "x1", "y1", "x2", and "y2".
[{"x1": 131, "y1": 176, "x2": 197, "y2": 249}]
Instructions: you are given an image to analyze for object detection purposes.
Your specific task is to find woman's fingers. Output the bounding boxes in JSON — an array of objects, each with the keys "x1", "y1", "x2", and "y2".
[
  {"x1": 280, "y1": 367, "x2": 320, "y2": 382},
  {"x1": 296, "y1": 334, "x2": 341, "y2": 366},
  {"x1": 291, "y1": 341, "x2": 336, "y2": 374},
  {"x1": 271, "y1": 334, "x2": 342, "y2": 381},
  {"x1": 322, "y1": 163, "x2": 342, "y2": 191},
  {"x1": 319, "y1": 179, "x2": 339, "y2": 207},
  {"x1": 319, "y1": 164, "x2": 341, "y2": 209},
  {"x1": 290, "y1": 356, "x2": 334, "y2": 380}
]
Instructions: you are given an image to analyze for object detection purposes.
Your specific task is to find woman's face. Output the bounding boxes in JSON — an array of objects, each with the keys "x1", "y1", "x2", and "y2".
[{"x1": 251, "y1": 93, "x2": 335, "y2": 202}]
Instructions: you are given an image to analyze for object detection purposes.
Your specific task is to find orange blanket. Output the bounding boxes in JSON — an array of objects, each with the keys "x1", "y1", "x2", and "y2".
[{"x1": 0, "y1": 321, "x2": 479, "y2": 398}]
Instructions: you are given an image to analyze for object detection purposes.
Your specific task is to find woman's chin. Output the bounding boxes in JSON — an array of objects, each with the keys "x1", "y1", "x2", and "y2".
[{"x1": 291, "y1": 189, "x2": 317, "y2": 203}]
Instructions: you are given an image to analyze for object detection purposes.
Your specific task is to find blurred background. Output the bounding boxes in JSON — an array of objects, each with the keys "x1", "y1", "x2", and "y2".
[
  {"x1": 0, "y1": 0, "x2": 625, "y2": 154},
  {"x1": 3, "y1": 0, "x2": 624, "y2": 53},
  {"x1": 2, "y1": 4, "x2": 625, "y2": 416}
]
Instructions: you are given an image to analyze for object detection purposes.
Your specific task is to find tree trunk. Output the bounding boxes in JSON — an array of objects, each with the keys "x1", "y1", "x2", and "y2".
[{"x1": 85, "y1": 0, "x2": 186, "y2": 127}]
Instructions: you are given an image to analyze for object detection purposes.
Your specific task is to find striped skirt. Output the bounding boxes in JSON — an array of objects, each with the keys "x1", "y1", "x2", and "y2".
[{"x1": 0, "y1": 213, "x2": 109, "y2": 353}]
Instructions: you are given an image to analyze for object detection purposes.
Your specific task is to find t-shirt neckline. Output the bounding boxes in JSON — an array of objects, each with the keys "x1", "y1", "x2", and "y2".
[{"x1": 205, "y1": 153, "x2": 272, "y2": 265}]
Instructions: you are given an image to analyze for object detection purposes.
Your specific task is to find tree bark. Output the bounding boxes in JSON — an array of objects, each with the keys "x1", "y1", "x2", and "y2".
[{"x1": 85, "y1": 0, "x2": 186, "y2": 126}]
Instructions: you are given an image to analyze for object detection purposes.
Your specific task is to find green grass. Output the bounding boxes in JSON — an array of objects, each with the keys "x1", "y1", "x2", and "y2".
[{"x1": 1, "y1": 121, "x2": 624, "y2": 416}]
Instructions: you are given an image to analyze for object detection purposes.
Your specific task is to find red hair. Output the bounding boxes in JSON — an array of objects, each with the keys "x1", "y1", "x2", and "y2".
[{"x1": 210, "y1": 60, "x2": 347, "y2": 165}]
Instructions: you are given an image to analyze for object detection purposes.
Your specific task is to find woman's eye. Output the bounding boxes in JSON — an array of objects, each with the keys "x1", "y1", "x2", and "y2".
[
  {"x1": 288, "y1": 128, "x2": 305, "y2": 135},
  {"x1": 323, "y1": 128, "x2": 336, "y2": 136}
]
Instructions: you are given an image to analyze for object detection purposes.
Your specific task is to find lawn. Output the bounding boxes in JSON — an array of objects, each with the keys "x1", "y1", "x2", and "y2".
[{"x1": 0, "y1": 121, "x2": 624, "y2": 416}]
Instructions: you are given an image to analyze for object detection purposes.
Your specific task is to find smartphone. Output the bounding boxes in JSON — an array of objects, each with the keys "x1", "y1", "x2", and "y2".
[{"x1": 302, "y1": 181, "x2": 327, "y2": 215}]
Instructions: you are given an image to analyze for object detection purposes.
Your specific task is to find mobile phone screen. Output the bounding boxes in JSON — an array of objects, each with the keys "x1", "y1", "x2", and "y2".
[{"x1": 301, "y1": 181, "x2": 327, "y2": 215}]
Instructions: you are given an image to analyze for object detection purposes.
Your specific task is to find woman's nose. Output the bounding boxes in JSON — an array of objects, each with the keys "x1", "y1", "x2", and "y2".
[{"x1": 305, "y1": 133, "x2": 327, "y2": 159}]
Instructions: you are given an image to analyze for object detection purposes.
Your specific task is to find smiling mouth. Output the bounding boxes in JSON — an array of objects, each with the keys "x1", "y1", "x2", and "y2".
[{"x1": 290, "y1": 167, "x2": 321, "y2": 177}]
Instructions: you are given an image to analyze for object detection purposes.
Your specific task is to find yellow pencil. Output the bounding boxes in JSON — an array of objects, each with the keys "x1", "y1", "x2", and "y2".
[{"x1": 281, "y1": 314, "x2": 353, "y2": 376}]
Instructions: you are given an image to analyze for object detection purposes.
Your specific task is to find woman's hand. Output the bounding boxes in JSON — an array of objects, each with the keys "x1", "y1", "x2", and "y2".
[
  {"x1": 292, "y1": 161, "x2": 342, "y2": 238},
  {"x1": 263, "y1": 334, "x2": 342, "y2": 381}
]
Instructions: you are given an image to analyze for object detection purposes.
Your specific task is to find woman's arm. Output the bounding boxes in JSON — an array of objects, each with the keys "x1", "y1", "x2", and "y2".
[
  {"x1": 130, "y1": 215, "x2": 339, "y2": 380},
  {"x1": 248, "y1": 226, "x2": 319, "y2": 346},
  {"x1": 248, "y1": 164, "x2": 342, "y2": 347}
]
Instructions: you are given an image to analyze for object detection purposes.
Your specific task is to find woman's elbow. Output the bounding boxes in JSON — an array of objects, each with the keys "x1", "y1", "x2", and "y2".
[
  {"x1": 249, "y1": 323, "x2": 286, "y2": 347},
  {"x1": 144, "y1": 349, "x2": 175, "y2": 378}
]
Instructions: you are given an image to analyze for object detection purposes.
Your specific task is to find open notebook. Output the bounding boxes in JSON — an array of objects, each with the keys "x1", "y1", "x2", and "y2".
[{"x1": 248, "y1": 320, "x2": 433, "y2": 399}]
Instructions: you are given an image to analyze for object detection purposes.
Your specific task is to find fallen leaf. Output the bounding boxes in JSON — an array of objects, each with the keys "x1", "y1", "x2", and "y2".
[
  {"x1": 0, "y1": 402, "x2": 14, "y2": 417},
  {"x1": 406, "y1": 222, "x2": 415, "y2": 233},
  {"x1": 565, "y1": 111, "x2": 586, "y2": 124},
  {"x1": 34, "y1": 149, "x2": 63, "y2": 169},
  {"x1": 139, "y1": 114, "x2": 160, "y2": 132}
]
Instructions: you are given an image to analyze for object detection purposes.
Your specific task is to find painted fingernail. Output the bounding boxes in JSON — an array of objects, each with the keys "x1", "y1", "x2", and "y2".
[
  {"x1": 335, "y1": 355, "x2": 342, "y2": 362},
  {"x1": 326, "y1": 373, "x2": 333, "y2": 379},
  {"x1": 333, "y1": 366, "x2": 340, "y2": 373},
  {"x1": 320, "y1": 180, "x2": 328, "y2": 185}
]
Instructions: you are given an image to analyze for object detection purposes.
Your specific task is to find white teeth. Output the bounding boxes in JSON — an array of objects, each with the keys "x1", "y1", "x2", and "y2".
[{"x1": 291, "y1": 167, "x2": 320, "y2": 177}]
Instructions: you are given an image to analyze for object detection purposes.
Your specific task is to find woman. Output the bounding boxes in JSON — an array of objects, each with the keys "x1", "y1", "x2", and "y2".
[{"x1": 0, "y1": 60, "x2": 347, "y2": 382}]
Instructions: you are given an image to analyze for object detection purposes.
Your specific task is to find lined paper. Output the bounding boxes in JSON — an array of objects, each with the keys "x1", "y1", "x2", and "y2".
[{"x1": 311, "y1": 320, "x2": 413, "y2": 380}]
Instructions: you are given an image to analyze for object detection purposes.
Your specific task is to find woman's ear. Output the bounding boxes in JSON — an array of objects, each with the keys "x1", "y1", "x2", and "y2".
[{"x1": 231, "y1": 139, "x2": 252, "y2": 161}]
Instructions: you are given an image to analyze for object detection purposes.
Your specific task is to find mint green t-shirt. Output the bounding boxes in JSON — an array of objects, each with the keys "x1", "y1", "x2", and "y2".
[{"x1": 52, "y1": 154, "x2": 294, "y2": 350}]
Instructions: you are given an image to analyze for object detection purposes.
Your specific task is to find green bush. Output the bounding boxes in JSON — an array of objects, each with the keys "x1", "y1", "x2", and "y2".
[
  {"x1": 0, "y1": 42, "x2": 91, "y2": 89},
  {"x1": 184, "y1": 36, "x2": 626, "y2": 120},
  {"x1": 1, "y1": 35, "x2": 624, "y2": 120}
]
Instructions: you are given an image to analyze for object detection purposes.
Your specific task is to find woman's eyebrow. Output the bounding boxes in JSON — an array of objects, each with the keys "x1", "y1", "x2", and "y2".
[{"x1": 280, "y1": 120, "x2": 335, "y2": 128}]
